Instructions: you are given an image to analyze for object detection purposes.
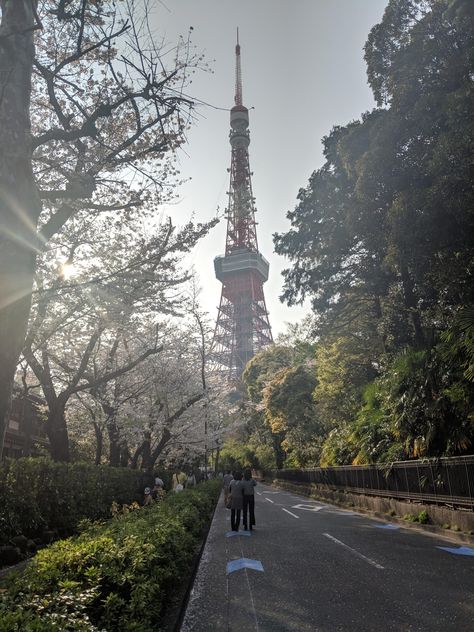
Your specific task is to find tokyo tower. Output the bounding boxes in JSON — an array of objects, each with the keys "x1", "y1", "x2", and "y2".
[{"x1": 211, "y1": 32, "x2": 273, "y2": 379}]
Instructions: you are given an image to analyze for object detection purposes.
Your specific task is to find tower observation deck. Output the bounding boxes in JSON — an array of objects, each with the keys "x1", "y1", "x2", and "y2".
[{"x1": 211, "y1": 32, "x2": 273, "y2": 379}]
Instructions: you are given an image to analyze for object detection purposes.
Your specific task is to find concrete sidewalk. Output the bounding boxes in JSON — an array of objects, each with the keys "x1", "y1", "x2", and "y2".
[{"x1": 180, "y1": 492, "x2": 262, "y2": 631}]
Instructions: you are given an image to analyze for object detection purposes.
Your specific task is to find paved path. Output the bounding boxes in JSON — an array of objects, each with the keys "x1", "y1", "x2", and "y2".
[{"x1": 180, "y1": 483, "x2": 474, "y2": 631}]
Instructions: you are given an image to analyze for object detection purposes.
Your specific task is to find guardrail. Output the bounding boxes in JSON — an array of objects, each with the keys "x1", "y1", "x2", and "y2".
[{"x1": 261, "y1": 455, "x2": 474, "y2": 510}]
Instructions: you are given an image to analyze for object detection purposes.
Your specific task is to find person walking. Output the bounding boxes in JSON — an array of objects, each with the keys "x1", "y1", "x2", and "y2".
[
  {"x1": 143, "y1": 487, "x2": 153, "y2": 506},
  {"x1": 151, "y1": 476, "x2": 164, "y2": 500},
  {"x1": 223, "y1": 470, "x2": 233, "y2": 507},
  {"x1": 185, "y1": 470, "x2": 196, "y2": 489},
  {"x1": 229, "y1": 470, "x2": 244, "y2": 531},
  {"x1": 242, "y1": 468, "x2": 257, "y2": 530},
  {"x1": 172, "y1": 471, "x2": 186, "y2": 491}
]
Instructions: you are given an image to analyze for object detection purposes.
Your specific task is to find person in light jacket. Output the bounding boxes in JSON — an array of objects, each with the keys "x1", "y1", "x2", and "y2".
[
  {"x1": 242, "y1": 468, "x2": 257, "y2": 530},
  {"x1": 223, "y1": 470, "x2": 233, "y2": 507},
  {"x1": 229, "y1": 470, "x2": 244, "y2": 531}
]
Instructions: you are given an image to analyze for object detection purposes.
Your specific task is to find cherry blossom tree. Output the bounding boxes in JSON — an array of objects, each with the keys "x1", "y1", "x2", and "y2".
[{"x1": 0, "y1": 0, "x2": 207, "y2": 456}]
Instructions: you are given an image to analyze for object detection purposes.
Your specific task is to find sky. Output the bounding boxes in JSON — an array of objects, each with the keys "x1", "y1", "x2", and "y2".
[{"x1": 152, "y1": 0, "x2": 388, "y2": 337}]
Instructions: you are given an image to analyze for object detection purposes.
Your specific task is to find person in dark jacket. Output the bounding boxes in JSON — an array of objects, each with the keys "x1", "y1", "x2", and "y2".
[
  {"x1": 229, "y1": 470, "x2": 244, "y2": 531},
  {"x1": 242, "y1": 468, "x2": 257, "y2": 530}
]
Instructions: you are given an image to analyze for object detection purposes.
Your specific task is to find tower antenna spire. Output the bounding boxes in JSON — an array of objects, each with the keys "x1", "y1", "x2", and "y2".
[
  {"x1": 234, "y1": 27, "x2": 242, "y2": 106},
  {"x1": 210, "y1": 32, "x2": 273, "y2": 379}
]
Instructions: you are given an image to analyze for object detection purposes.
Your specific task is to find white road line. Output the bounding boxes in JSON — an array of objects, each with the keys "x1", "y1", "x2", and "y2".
[
  {"x1": 282, "y1": 508, "x2": 300, "y2": 519},
  {"x1": 265, "y1": 497, "x2": 275, "y2": 504},
  {"x1": 237, "y1": 529, "x2": 260, "y2": 631},
  {"x1": 323, "y1": 533, "x2": 384, "y2": 570},
  {"x1": 256, "y1": 491, "x2": 262, "y2": 496}
]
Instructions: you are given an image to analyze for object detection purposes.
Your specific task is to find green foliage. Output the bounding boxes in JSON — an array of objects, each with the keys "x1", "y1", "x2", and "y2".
[
  {"x1": 243, "y1": 345, "x2": 293, "y2": 404},
  {"x1": 0, "y1": 458, "x2": 153, "y2": 545},
  {"x1": 440, "y1": 306, "x2": 474, "y2": 382},
  {"x1": 0, "y1": 610, "x2": 64, "y2": 632},
  {"x1": 251, "y1": 443, "x2": 276, "y2": 470},
  {"x1": 241, "y1": 345, "x2": 296, "y2": 469},
  {"x1": 0, "y1": 481, "x2": 220, "y2": 632},
  {"x1": 403, "y1": 513, "x2": 417, "y2": 522},
  {"x1": 276, "y1": 0, "x2": 474, "y2": 345},
  {"x1": 320, "y1": 426, "x2": 357, "y2": 467},
  {"x1": 324, "y1": 347, "x2": 474, "y2": 464},
  {"x1": 272, "y1": 0, "x2": 474, "y2": 465},
  {"x1": 381, "y1": 348, "x2": 473, "y2": 458},
  {"x1": 263, "y1": 365, "x2": 317, "y2": 434},
  {"x1": 219, "y1": 438, "x2": 254, "y2": 470},
  {"x1": 402, "y1": 510, "x2": 429, "y2": 524},
  {"x1": 241, "y1": 341, "x2": 323, "y2": 468},
  {"x1": 417, "y1": 510, "x2": 429, "y2": 524},
  {"x1": 262, "y1": 364, "x2": 322, "y2": 467},
  {"x1": 347, "y1": 381, "x2": 404, "y2": 465},
  {"x1": 314, "y1": 334, "x2": 380, "y2": 430}
]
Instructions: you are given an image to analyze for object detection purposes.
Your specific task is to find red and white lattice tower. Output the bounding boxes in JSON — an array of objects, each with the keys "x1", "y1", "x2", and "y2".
[{"x1": 211, "y1": 32, "x2": 273, "y2": 379}]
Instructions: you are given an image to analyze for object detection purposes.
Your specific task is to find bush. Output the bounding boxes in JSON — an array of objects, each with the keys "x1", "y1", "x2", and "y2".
[
  {"x1": 0, "y1": 609, "x2": 65, "y2": 631},
  {"x1": 0, "y1": 458, "x2": 169, "y2": 545},
  {"x1": 402, "y1": 510, "x2": 429, "y2": 524},
  {"x1": 417, "y1": 510, "x2": 429, "y2": 524},
  {"x1": 0, "y1": 480, "x2": 220, "y2": 631}
]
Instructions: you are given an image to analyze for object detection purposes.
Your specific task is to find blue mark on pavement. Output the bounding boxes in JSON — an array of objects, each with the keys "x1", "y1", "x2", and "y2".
[
  {"x1": 227, "y1": 558, "x2": 264, "y2": 574},
  {"x1": 375, "y1": 524, "x2": 400, "y2": 530},
  {"x1": 226, "y1": 530, "x2": 251, "y2": 538},
  {"x1": 436, "y1": 546, "x2": 474, "y2": 557}
]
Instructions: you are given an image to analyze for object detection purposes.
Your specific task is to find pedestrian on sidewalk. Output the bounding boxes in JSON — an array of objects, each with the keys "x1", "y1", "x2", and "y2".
[
  {"x1": 242, "y1": 468, "x2": 257, "y2": 530},
  {"x1": 172, "y1": 471, "x2": 186, "y2": 491},
  {"x1": 223, "y1": 470, "x2": 233, "y2": 507},
  {"x1": 143, "y1": 487, "x2": 154, "y2": 506},
  {"x1": 185, "y1": 470, "x2": 196, "y2": 489},
  {"x1": 229, "y1": 470, "x2": 244, "y2": 531}
]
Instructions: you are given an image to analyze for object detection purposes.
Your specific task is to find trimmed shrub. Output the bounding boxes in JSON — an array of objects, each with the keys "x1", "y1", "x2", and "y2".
[
  {"x1": 0, "y1": 458, "x2": 169, "y2": 545},
  {"x1": 0, "y1": 480, "x2": 220, "y2": 632}
]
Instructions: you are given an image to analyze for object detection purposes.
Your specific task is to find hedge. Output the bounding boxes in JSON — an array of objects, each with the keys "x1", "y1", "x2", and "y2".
[
  {"x1": 0, "y1": 458, "x2": 169, "y2": 545},
  {"x1": 0, "y1": 480, "x2": 220, "y2": 632}
]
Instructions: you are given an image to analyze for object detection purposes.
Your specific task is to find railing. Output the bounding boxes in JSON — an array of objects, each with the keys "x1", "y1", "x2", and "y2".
[{"x1": 262, "y1": 455, "x2": 474, "y2": 510}]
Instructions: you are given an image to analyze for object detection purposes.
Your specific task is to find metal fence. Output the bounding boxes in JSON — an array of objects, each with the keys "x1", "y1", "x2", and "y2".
[{"x1": 262, "y1": 455, "x2": 474, "y2": 510}]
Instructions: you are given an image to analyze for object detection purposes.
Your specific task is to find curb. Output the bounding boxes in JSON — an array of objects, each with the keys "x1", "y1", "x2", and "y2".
[
  {"x1": 174, "y1": 490, "x2": 222, "y2": 632},
  {"x1": 268, "y1": 479, "x2": 474, "y2": 546}
]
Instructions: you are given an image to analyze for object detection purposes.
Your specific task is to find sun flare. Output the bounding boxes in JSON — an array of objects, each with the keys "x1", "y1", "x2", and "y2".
[{"x1": 61, "y1": 262, "x2": 77, "y2": 280}]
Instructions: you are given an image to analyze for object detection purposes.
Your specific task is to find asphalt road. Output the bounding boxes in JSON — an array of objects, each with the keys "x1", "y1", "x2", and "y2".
[{"x1": 180, "y1": 483, "x2": 474, "y2": 632}]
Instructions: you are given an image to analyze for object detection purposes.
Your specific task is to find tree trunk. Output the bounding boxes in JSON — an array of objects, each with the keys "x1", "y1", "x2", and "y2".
[
  {"x1": 373, "y1": 295, "x2": 388, "y2": 354},
  {"x1": 130, "y1": 441, "x2": 145, "y2": 470},
  {"x1": 0, "y1": 1, "x2": 42, "y2": 458},
  {"x1": 272, "y1": 433, "x2": 286, "y2": 470},
  {"x1": 46, "y1": 401, "x2": 70, "y2": 461},
  {"x1": 107, "y1": 418, "x2": 121, "y2": 467},
  {"x1": 146, "y1": 428, "x2": 171, "y2": 472},
  {"x1": 214, "y1": 448, "x2": 220, "y2": 475},
  {"x1": 92, "y1": 421, "x2": 103, "y2": 466},
  {"x1": 400, "y1": 263, "x2": 425, "y2": 348},
  {"x1": 140, "y1": 431, "x2": 152, "y2": 472},
  {"x1": 119, "y1": 440, "x2": 130, "y2": 467}
]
